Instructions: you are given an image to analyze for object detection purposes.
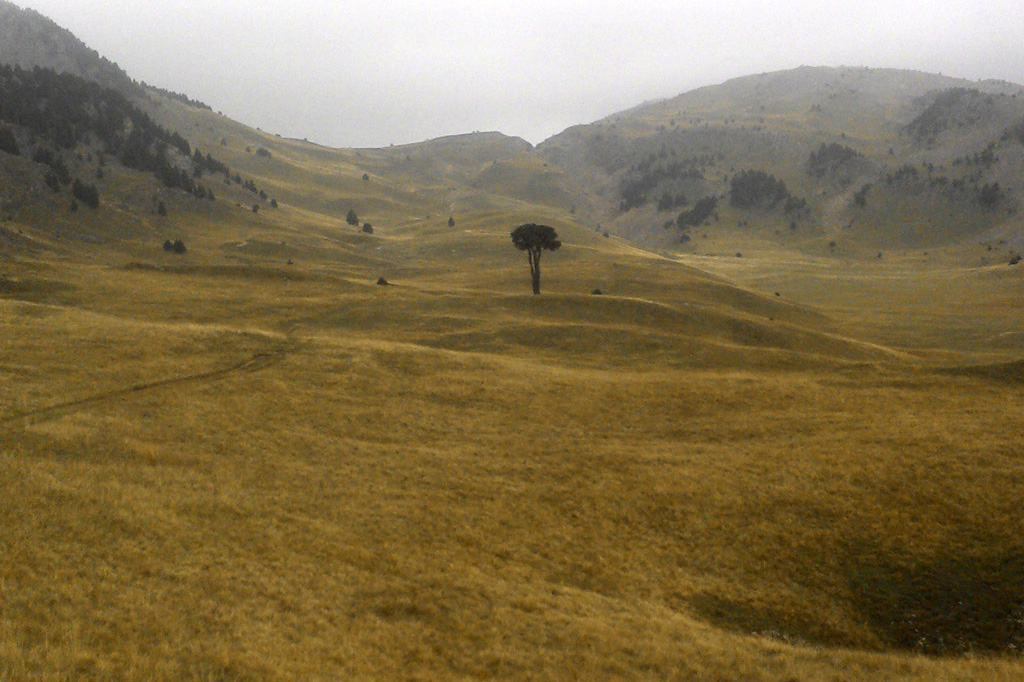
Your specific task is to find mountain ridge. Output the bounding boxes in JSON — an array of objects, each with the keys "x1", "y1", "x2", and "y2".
[
  {"x1": 2, "y1": 1, "x2": 1023, "y2": 264},
  {"x1": 537, "y1": 66, "x2": 1024, "y2": 256},
  {"x1": 0, "y1": 0, "x2": 137, "y2": 95}
]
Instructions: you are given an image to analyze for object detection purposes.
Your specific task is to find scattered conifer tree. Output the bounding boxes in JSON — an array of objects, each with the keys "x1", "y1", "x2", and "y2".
[
  {"x1": 511, "y1": 223, "x2": 561, "y2": 295},
  {"x1": 730, "y1": 170, "x2": 789, "y2": 208},
  {"x1": 0, "y1": 127, "x2": 19, "y2": 156},
  {"x1": 44, "y1": 171, "x2": 60, "y2": 193}
]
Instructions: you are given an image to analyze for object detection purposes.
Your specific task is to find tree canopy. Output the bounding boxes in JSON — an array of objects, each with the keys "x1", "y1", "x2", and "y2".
[
  {"x1": 511, "y1": 223, "x2": 561, "y2": 295},
  {"x1": 729, "y1": 170, "x2": 791, "y2": 209}
]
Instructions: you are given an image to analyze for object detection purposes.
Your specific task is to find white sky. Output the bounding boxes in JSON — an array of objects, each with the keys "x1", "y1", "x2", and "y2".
[{"x1": 15, "y1": 0, "x2": 1024, "y2": 148}]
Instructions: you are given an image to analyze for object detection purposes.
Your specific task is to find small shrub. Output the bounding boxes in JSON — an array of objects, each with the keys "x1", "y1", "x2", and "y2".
[
  {"x1": 784, "y1": 196, "x2": 807, "y2": 215},
  {"x1": 72, "y1": 178, "x2": 100, "y2": 209},
  {"x1": 362, "y1": 223, "x2": 373, "y2": 234},
  {"x1": 0, "y1": 126, "x2": 19, "y2": 156},
  {"x1": 854, "y1": 183, "x2": 872, "y2": 207},
  {"x1": 677, "y1": 196, "x2": 718, "y2": 228},
  {"x1": 978, "y1": 182, "x2": 1004, "y2": 208},
  {"x1": 376, "y1": 276, "x2": 389, "y2": 286},
  {"x1": 44, "y1": 171, "x2": 60, "y2": 193}
]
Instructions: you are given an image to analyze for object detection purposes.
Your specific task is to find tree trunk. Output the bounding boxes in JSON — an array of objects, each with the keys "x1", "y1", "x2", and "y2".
[{"x1": 529, "y1": 250, "x2": 541, "y2": 294}]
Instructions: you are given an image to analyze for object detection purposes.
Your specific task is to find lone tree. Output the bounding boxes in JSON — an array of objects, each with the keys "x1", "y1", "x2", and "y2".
[{"x1": 511, "y1": 223, "x2": 561, "y2": 295}]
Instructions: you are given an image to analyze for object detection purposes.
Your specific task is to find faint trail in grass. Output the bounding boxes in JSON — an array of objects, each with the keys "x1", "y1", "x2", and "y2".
[{"x1": 1, "y1": 339, "x2": 303, "y2": 427}]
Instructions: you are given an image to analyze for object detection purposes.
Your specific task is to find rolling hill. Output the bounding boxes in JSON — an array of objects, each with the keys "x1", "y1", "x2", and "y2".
[{"x1": 2, "y1": 4, "x2": 1024, "y2": 682}]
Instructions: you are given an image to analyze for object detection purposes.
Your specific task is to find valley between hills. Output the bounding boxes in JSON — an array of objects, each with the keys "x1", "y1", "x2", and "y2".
[{"x1": 2, "y1": 3, "x2": 1024, "y2": 681}]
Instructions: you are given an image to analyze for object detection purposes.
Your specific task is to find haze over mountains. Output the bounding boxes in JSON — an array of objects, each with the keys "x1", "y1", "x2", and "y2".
[
  {"x1": 2, "y1": 0, "x2": 1022, "y2": 265},
  {"x1": 16, "y1": 0, "x2": 1024, "y2": 149}
]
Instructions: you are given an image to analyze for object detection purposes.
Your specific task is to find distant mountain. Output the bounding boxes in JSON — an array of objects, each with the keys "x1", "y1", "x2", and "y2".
[
  {"x1": 0, "y1": 0, "x2": 137, "y2": 95},
  {"x1": 3, "y1": 0, "x2": 1023, "y2": 260},
  {"x1": 539, "y1": 67, "x2": 1024, "y2": 253}
]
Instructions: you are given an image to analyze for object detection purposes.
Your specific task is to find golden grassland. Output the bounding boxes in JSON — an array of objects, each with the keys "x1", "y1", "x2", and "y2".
[
  {"x1": 3, "y1": 201, "x2": 1024, "y2": 681},
  {"x1": 3, "y1": 95, "x2": 1024, "y2": 679}
]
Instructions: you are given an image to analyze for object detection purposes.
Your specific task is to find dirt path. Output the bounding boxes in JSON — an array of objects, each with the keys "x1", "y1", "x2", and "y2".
[{"x1": 1, "y1": 338, "x2": 302, "y2": 427}]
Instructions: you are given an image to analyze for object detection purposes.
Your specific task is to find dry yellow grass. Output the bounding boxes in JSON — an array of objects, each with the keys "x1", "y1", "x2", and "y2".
[
  {"x1": 2, "y1": 95, "x2": 1023, "y2": 680},
  {"x1": 4, "y1": 216, "x2": 1024, "y2": 681}
]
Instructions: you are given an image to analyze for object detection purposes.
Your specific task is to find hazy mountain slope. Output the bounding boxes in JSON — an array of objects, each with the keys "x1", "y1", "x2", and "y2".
[
  {"x1": 0, "y1": 0, "x2": 137, "y2": 95},
  {"x1": 539, "y1": 67, "x2": 1024, "y2": 257}
]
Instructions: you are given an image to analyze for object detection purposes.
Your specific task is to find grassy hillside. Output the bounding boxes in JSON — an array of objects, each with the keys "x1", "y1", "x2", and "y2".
[
  {"x1": 3, "y1": 14, "x2": 1024, "y2": 679},
  {"x1": 4, "y1": 149, "x2": 1024, "y2": 681},
  {"x1": 539, "y1": 67, "x2": 1024, "y2": 259}
]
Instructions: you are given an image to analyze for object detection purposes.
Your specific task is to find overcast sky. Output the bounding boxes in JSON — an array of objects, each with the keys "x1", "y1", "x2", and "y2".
[{"x1": 16, "y1": 0, "x2": 1024, "y2": 148}]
